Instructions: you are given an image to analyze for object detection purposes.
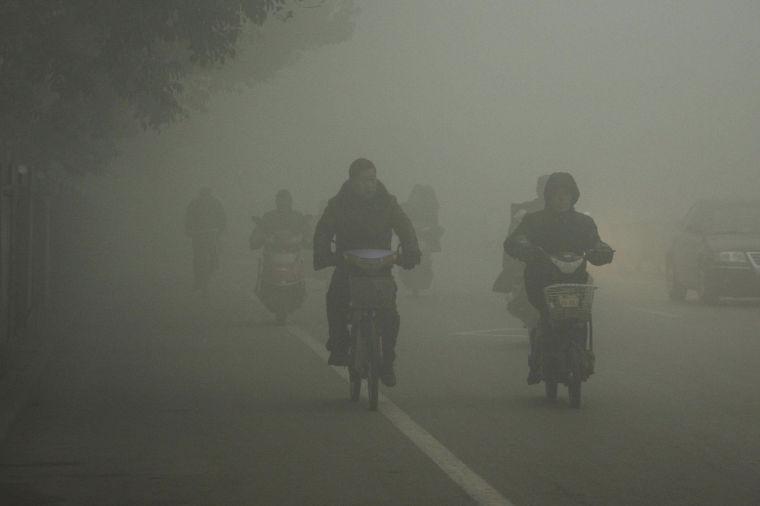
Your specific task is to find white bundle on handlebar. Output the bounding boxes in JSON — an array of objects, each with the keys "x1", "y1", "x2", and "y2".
[
  {"x1": 343, "y1": 249, "x2": 398, "y2": 271},
  {"x1": 343, "y1": 249, "x2": 398, "y2": 309},
  {"x1": 550, "y1": 255, "x2": 585, "y2": 274}
]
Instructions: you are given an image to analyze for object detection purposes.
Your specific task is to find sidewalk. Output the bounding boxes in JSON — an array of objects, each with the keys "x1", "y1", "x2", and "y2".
[{"x1": 0, "y1": 294, "x2": 82, "y2": 445}]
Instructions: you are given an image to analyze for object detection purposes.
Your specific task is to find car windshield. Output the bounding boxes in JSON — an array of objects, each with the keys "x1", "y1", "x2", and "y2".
[{"x1": 702, "y1": 204, "x2": 760, "y2": 234}]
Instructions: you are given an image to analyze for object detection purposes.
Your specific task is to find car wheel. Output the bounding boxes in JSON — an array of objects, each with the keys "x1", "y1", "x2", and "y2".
[
  {"x1": 666, "y1": 260, "x2": 687, "y2": 301},
  {"x1": 697, "y1": 269, "x2": 719, "y2": 305}
]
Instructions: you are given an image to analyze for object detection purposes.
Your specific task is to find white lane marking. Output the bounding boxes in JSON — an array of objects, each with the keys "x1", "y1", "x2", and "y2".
[
  {"x1": 630, "y1": 306, "x2": 681, "y2": 319},
  {"x1": 287, "y1": 325, "x2": 514, "y2": 506},
  {"x1": 618, "y1": 278, "x2": 660, "y2": 287},
  {"x1": 453, "y1": 328, "x2": 527, "y2": 337},
  {"x1": 452, "y1": 333, "x2": 528, "y2": 340}
]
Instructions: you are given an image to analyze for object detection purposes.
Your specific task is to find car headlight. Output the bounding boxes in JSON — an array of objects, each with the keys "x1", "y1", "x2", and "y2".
[{"x1": 716, "y1": 251, "x2": 748, "y2": 263}]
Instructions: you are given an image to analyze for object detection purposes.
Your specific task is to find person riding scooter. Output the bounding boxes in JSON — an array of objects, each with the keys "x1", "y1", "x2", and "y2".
[
  {"x1": 504, "y1": 172, "x2": 614, "y2": 384},
  {"x1": 185, "y1": 187, "x2": 227, "y2": 297},
  {"x1": 250, "y1": 190, "x2": 310, "y2": 324}
]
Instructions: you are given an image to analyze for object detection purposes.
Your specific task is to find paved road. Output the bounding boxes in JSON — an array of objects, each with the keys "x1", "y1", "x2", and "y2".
[{"x1": 1, "y1": 259, "x2": 759, "y2": 505}]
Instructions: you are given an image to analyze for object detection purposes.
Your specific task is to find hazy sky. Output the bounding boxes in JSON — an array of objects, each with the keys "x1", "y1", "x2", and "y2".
[{"x1": 111, "y1": 0, "x2": 760, "y2": 245}]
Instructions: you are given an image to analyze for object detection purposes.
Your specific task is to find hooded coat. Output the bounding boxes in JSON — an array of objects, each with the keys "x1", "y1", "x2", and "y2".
[
  {"x1": 249, "y1": 208, "x2": 310, "y2": 251},
  {"x1": 314, "y1": 179, "x2": 420, "y2": 364},
  {"x1": 313, "y1": 180, "x2": 419, "y2": 270},
  {"x1": 504, "y1": 172, "x2": 608, "y2": 309},
  {"x1": 185, "y1": 194, "x2": 226, "y2": 236}
]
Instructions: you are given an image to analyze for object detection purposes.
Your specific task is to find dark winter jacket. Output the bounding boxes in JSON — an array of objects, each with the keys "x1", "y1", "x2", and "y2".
[
  {"x1": 313, "y1": 180, "x2": 420, "y2": 270},
  {"x1": 250, "y1": 209, "x2": 310, "y2": 251},
  {"x1": 508, "y1": 198, "x2": 544, "y2": 235},
  {"x1": 185, "y1": 195, "x2": 226, "y2": 236}
]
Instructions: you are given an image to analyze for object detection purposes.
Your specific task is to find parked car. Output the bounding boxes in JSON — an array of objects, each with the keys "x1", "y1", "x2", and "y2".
[{"x1": 666, "y1": 200, "x2": 760, "y2": 303}]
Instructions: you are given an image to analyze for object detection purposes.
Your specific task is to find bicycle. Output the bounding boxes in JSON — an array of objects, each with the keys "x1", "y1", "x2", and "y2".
[{"x1": 343, "y1": 249, "x2": 399, "y2": 411}]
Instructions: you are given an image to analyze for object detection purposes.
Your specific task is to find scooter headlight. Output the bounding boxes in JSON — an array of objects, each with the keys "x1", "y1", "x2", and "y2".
[{"x1": 716, "y1": 251, "x2": 748, "y2": 264}]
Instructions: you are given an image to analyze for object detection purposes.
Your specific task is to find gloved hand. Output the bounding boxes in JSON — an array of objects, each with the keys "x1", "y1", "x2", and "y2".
[
  {"x1": 587, "y1": 243, "x2": 614, "y2": 266},
  {"x1": 399, "y1": 249, "x2": 422, "y2": 270},
  {"x1": 314, "y1": 252, "x2": 341, "y2": 271},
  {"x1": 521, "y1": 244, "x2": 546, "y2": 264}
]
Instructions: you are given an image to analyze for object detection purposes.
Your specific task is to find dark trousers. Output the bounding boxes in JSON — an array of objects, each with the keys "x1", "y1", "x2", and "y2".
[
  {"x1": 531, "y1": 309, "x2": 588, "y2": 370},
  {"x1": 326, "y1": 268, "x2": 400, "y2": 365},
  {"x1": 192, "y1": 236, "x2": 219, "y2": 288}
]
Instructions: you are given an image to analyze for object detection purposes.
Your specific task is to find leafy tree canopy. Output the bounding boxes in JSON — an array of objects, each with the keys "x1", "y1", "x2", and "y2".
[{"x1": 0, "y1": 0, "x2": 355, "y2": 174}]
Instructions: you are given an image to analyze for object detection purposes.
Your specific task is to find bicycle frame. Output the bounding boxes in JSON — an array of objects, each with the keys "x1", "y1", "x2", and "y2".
[{"x1": 343, "y1": 249, "x2": 398, "y2": 410}]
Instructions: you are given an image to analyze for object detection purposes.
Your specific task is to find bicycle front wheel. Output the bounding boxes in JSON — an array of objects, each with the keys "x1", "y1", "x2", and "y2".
[{"x1": 367, "y1": 320, "x2": 380, "y2": 411}]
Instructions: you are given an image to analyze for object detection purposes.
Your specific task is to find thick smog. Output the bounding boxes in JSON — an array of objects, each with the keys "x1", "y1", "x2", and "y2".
[{"x1": 1, "y1": 2, "x2": 759, "y2": 505}]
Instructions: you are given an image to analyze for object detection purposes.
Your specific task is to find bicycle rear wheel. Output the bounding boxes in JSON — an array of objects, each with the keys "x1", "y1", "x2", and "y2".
[
  {"x1": 568, "y1": 380, "x2": 581, "y2": 409},
  {"x1": 349, "y1": 368, "x2": 361, "y2": 402},
  {"x1": 545, "y1": 379, "x2": 558, "y2": 400}
]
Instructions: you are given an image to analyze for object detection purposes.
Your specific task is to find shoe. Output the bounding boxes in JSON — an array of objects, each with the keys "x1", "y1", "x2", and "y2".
[
  {"x1": 526, "y1": 368, "x2": 542, "y2": 385},
  {"x1": 328, "y1": 350, "x2": 350, "y2": 366},
  {"x1": 380, "y1": 364, "x2": 397, "y2": 387}
]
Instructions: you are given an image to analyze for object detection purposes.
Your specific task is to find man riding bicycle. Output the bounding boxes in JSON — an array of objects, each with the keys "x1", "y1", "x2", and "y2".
[
  {"x1": 504, "y1": 172, "x2": 613, "y2": 384},
  {"x1": 313, "y1": 158, "x2": 421, "y2": 387},
  {"x1": 185, "y1": 187, "x2": 227, "y2": 297}
]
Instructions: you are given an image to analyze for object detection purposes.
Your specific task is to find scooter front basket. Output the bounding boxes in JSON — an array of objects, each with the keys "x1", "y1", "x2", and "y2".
[{"x1": 543, "y1": 283, "x2": 597, "y2": 322}]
